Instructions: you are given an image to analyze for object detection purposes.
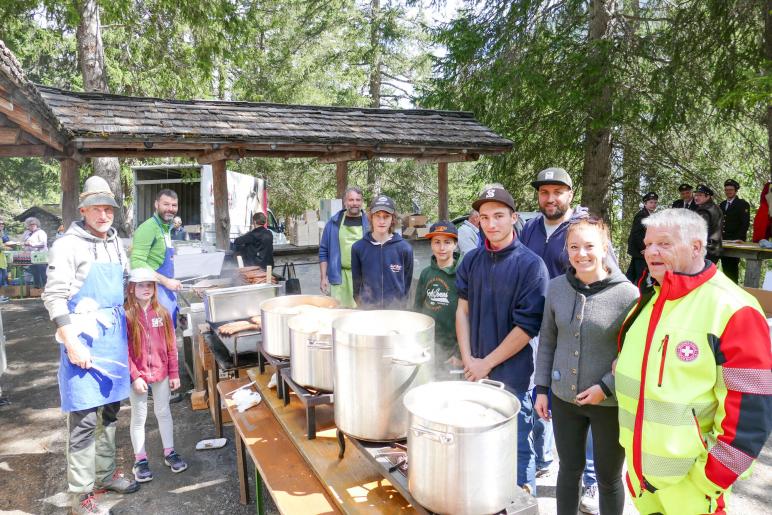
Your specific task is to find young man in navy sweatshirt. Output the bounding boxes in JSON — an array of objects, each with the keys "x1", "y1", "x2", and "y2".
[
  {"x1": 456, "y1": 186, "x2": 549, "y2": 493},
  {"x1": 351, "y1": 195, "x2": 413, "y2": 309}
]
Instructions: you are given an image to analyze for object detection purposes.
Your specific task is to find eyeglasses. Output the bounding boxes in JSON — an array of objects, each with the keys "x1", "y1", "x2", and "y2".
[{"x1": 568, "y1": 214, "x2": 603, "y2": 225}]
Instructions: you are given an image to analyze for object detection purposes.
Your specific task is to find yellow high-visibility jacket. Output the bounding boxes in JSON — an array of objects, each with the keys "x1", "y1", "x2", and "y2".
[{"x1": 616, "y1": 263, "x2": 772, "y2": 500}]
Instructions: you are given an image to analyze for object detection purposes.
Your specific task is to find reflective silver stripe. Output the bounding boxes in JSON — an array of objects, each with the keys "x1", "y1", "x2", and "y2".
[
  {"x1": 642, "y1": 398, "x2": 716, "y2": 426},
  {"x1": 642, "y1": 451, "x2": 696, "y2": 478},
  {"x1": 722, "y1": 367, "x2": 772, "y2": 394},
  {"x1": 618, "y1": 407, "x2": 635, "y2": 431},
  {"x1": 615, "y1": 372, "x2": 639, "y2": 399},
  {"x1": 709, "y1": 439, "x2": 755, "y2": 477}
]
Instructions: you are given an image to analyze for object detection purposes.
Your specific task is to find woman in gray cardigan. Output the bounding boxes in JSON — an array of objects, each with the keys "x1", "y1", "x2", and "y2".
[{"x1": 534, "y1": 217, "x2": 639, "y2": 515}]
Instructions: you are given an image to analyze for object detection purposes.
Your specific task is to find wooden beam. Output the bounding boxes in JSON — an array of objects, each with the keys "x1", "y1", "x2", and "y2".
[
  {"x1": 80, "y1": 149, "x2": 205, "y2": 159},
  {"x1": 0, "y1": 144, "x2": 49, "y2": 157},
  {"x1": 316, "y1": 151, "x2": 368, "y2": 164},
  {"x1": 438, "y1": 162, "x2": 449, "y2": 221},
  {"x1": 0, "y1": 92, "x2": 64, "y2": 151},
  {"x1": 197, "y1": 148, "x2": 234, "y2": 164},
  {"x1": 0, "y1": 128, "x2": 20, "y2": 145},
  {"x1": 413, "y1": 153, "x2": 479, "y2": 165},
  {"x1": 211, "y1": 159, "x2": 231, "y2": 251},
  {"x1": 60, "y1": 159, "x2": 80, "y2": 227},
  {"x1": 336, "y1": 161, "x2": 348, "y2": 199}
]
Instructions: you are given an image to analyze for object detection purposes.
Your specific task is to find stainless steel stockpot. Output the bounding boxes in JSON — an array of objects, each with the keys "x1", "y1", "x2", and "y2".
[
  {"x1": 403, "y1": 379, "x2": 520, "y2": 515},
  {"x1": 287, "y1": 308, "x2": 352, "y2": 391},
  {"x1": 333, "y1": 310, "x2": 434, "y2": 441},
  {"x1": 259, "y1": 295, "x2": 339, "y2": 357}
]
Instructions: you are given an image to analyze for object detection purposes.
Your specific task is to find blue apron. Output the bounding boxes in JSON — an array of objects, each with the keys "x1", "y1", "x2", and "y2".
[
  {"x1": 154, "y1": 217, "x2": 178, "y2": 327},
  {"x1": 58, "y1": 261, "x2": 129, "y2": 412}
]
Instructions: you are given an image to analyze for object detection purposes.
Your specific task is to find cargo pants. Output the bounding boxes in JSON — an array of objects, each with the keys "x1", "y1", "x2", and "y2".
[{"x1": 66, "y1": 401, "x2": 120, "y2": 493}]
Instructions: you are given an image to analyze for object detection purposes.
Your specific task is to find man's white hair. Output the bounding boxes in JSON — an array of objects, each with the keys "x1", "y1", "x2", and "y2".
[{"x1": 642, "y1": 208, "x2": 707, "y2": 257}]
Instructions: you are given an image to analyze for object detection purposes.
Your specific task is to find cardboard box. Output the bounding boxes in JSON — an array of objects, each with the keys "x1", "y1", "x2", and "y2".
[
  {"x1": 743, "y1": 287, "x2": 772, "y2": 317},
  {"x1": 416, "y1": 227, "x2": 430, "y2": 239},
  {"x1": 320, "y1": 199, "x2": 343, "y2": 222},
  {"x1": 403, "y1": 214, "x2": 428, "y2": 228},
  {"x1": 403, "y1": 227, "x2": 416, "y2": 238},
  {"x1": 0, "y1": 285, "x2": 21, "y2": 298},
  {"x1": 306, "y1": 222, "x2": 320, "y2": 245}
]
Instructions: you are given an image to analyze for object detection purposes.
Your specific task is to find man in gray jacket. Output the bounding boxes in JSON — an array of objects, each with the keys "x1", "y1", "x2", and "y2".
[
  {"x1": 43, "y1": 176, "x2": 138, "y2": 515},
  {"x1": 457, "y1": 209, "x2": 480, "y2": 256}
]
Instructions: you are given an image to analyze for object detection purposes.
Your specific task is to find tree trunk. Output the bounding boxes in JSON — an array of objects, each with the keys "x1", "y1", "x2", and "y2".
[
  {"x1": 60, "y1": 159, "x2": 80, "y2": 228},
  {"x1": 76, "y1": 0, "x2": 130, "y2": 236},
  {"x1": 212, "y1": 159, "x2": 231, "y2": 250},
  {"x1": 366, "y1": 0, "x2": 381, "y2": 198},
  {"x1": 765, "y1": 0, "x2": 772, "y2": 180},
  {"x1": 581, "y1": 0, "x2": 617, "y2": 222}
]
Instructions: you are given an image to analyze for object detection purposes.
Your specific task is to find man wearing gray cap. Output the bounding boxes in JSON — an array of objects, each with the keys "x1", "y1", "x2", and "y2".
[{"x1": 43, "y1": 176, "x2": 138, "y2": 514}]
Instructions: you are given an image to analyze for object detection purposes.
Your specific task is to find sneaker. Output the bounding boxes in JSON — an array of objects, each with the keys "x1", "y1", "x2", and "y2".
[
  {"x1": 579, "y1": 484, "x2": 599, "y2": 514},
  {"x1": 0, "y1": 296, "x2": 10, "y2": 303},
  {"x1": 164, "y1": 450, "x2": 188, "y2": 473},
  {"x1": 535, "y1": 465, "x2": 552, "y2": 478},
  {"x1": 132, "y1": 459, "x2": 153, "y2": 483},
  {"x1": 70, "y1": 492, "x2": 109, "y2": 514},
  {"x1": 95, "y1": 470, "x2": 139, "y2": 494}
]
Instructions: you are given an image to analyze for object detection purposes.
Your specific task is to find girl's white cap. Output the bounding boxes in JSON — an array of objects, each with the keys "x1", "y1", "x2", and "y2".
[{"x1": 128, "y1": 268, "x2": 158, "y2": 283}]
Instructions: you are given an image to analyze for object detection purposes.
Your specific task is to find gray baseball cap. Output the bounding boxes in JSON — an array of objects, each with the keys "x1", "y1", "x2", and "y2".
[{"x1": 531, "y1": 167, "x2": 573, "y2": 190}]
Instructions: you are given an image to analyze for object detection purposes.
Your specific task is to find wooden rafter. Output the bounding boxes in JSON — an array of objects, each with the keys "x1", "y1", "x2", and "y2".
[{"x1": 0, "y1": 91, "x2": 64, "y2": 152}]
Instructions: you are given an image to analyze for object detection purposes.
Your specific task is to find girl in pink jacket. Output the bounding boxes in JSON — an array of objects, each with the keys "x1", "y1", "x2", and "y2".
[{"x1": 125, "y1": 268, "x2": 186, "y2": 481}]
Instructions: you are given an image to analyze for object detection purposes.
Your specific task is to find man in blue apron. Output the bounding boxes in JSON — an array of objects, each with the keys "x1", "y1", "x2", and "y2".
[
  {"x1": 130, "y1": 189, "x2": 182, "y2": 325},
  {"x1": 42, "y1": 176, "x2": 139, "y2": 515}
]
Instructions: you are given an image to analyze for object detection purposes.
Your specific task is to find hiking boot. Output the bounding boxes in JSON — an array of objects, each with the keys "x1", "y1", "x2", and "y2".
[
  {"x1": 71, "y1": 492, "x2": 110, "y2": 515},
  {"x1": 579, "y1": 484, "x2": 599, "y2": 514},
  {"x1": 132, "y1": 459, "x2": 153, "y2": 483},
  {"x1": 95, "y1": 470, "x2": 139, "y2": 494},
  {"x1": 164, "y1": 450, "x2": 188, "y2": 473}
]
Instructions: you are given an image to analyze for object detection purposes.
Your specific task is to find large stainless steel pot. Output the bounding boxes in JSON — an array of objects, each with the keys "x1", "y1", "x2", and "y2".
[
  {"x1": 333, "y1": 310, "x2": 434, "y2": 441},
  {"x1": 403, "y1": 379, "x2": 520, "y2": 515},
  {"x1": 260, "y1": 295, "x2": 339, "y2": 357},
  {"x1": 287, "y1": 308, "x2": 352, "y2": 391}
]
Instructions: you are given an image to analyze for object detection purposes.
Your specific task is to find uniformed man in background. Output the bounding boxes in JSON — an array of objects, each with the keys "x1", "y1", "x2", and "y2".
[
  {"x1": 693, "y1": 184, "x2": 723, "y2": 263},
  {"x1": 719, "y1": 179, "x2": 750, "y2": 283},
  {"x1": 671, "y1": 183, "x2": 697, "y2": 210}
]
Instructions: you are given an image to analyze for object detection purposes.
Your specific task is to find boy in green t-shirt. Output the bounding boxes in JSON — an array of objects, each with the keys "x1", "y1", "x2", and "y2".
[{"x1": 413, "y1": 221, "x2": 462, "y2": 376}]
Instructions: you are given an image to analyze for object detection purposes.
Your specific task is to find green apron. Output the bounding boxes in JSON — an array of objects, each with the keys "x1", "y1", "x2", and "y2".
[{"x1": 331, "y1": 221, "x2": 362, "y2": 308}]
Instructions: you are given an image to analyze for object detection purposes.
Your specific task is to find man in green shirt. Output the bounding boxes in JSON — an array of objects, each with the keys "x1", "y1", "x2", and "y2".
[{"x1": 131, "y1": 189, "x2": 182, "y2": 321}]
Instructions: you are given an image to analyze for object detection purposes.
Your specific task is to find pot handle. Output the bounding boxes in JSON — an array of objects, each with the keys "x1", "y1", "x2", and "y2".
[
  {"x1": 391, "y1": 349, "x2": 431, "y2": 366},
  {"x1": 412, "y1": 425, "x2": 454, "y2": 445},
  {"x1": 477, "y1": 378, "x2": 506, "y2": 389}
]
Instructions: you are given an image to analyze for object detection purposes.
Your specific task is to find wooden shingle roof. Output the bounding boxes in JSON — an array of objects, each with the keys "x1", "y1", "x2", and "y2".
[{"x1": 36, "y1": 86, "x2": 512, "y2": 161}]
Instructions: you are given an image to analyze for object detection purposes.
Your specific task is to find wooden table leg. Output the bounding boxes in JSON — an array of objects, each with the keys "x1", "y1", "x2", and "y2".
[
  {"x1": 236, "y1": 431, "x2": 250, "y2": 505},
  {"x1": 256, "y1": 468, "x2": 265, "y2": 515},
  {"x1": 212, "y1": 369, "x2": 223, "y2": 438},
  {"x1": 744, "y1": 258, "x2": 762, "y2": 288}
]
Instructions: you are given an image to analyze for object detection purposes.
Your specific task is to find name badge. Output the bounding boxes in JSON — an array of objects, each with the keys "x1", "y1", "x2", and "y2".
[
  {"x1": 164, "y1": 233, "x2": 172, "y2": 248},
  {"x1": 151, "y1": 317, "x2": 164, "y2": 328}
]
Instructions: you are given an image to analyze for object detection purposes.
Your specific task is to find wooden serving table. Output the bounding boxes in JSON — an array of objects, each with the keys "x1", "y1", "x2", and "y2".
[
  {"x1": 218, "y1": 377, "x2": 339, "y2": 514},
  {"x1": 224, "y1": 366, "x2": 418, "y2": 514},
  {"x1": 721, "y1": 241, "x2": 772, "y2": 287}
]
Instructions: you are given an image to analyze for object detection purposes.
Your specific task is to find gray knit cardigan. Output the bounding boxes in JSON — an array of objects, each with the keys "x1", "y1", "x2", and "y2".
[{"x1": 534, "y1": 270, "x2": 639, "y2": 407}]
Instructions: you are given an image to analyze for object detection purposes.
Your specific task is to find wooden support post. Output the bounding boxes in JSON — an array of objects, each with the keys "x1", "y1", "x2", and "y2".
[
  {"x1": 336, "y1": 161, "x2": 348, "y2": 199},
  {"x1": 438, "y1": 161, "x2": 449, "y2": 221},
  {"x1": 60, "y1": 159, "x2": 80, "y2": 227},
  {"x1": 212, "y1": 159, "x2": 231, "y2": 250}
]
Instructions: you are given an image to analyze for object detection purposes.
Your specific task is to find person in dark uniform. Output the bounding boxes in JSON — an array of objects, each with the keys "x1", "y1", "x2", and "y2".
[
  {"x1": 234, "y1": 212, "x2": 274, "y2": 268},
  {"x1": 671, "y1": 183, "x2": 697, "y2": 210},
  {"x1": 626, "y1": 192, "x2": 658, "y2": 283},
  {"x1": 719, "y1": 179, "x2": 751, "y2": 283},
  {"x1": 694, "y1": 184, "x2": 723, "y2": 263}
]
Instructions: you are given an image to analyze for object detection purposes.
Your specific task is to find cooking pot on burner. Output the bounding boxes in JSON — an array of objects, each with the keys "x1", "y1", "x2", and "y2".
[{"x1": 259, "y1": 295, "x2": 339, "y2": 358}]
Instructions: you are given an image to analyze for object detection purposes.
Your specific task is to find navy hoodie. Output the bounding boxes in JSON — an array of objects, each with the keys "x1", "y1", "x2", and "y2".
[
  {"x1": 351, "y1": 232, "x2": 414, "y2": 309},
  {"x1": 456, "y1": 236, "x2": 549, "y2": 393}
]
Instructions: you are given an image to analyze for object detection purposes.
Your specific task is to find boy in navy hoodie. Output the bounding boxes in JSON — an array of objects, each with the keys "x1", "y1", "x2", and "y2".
[
  {"x1": 351, "y1": 195, "x2": 413, "y2": 309},
  {"x1": 456, "y1": 186, "x2": 549, "y2": 493}
]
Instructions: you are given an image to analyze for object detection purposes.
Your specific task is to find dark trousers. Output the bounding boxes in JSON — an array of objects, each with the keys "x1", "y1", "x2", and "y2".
[
  {"x1": 720, "y1": 256, "x2": 740, "y2": 283},
  {"x1": 29, "y1": 264, "x2": 47, "y2": 288},
  {"x1": 551, "y1": 396, "x2": 625, "y2": 515}
]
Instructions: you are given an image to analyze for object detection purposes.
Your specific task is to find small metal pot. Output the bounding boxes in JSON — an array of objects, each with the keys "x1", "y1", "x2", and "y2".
[
  {"x1": 287, "y1": 308, "x2": 352, "y2": 391},
  {"x1": 259, "y1": 295, "x2": 339, "y2": 358},
  {"x1": 403, "y1": 379, "x2": 520, "y2": 515},
  {"x1": 333, "y1": 310, "x2": 434, "y2": 441}
]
